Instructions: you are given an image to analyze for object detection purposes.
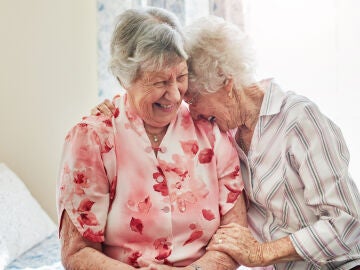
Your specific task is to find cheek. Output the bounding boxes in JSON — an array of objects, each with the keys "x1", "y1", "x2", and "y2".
[
  {"x1": 128, "y1": 90, "x2": 155, "y2": 117},
  {"x1": 136, "y1": 98, "x2": 155, "y2": 119},
  {"x1": 178, "y1": 81, "x2": 188, "y2": 96}
]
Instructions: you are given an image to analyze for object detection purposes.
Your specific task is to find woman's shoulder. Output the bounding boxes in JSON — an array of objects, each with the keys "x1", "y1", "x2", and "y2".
[
  {"x1": 279, "y1": 91, "x2": 328, "y2": 129},
  {"x1": 284, "y1": 91, "x2": 320, "y2": 114},
  {"x1": 75, "y1": 94, "x2": 125, "y2": 131}
]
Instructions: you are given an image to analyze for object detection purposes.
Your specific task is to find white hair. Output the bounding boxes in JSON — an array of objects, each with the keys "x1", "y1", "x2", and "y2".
[
  {"x1": 109, "y1": 7, "x2": 188, "y2": 89},
  {"x1": 184, "y1": 16, "x2": 256, "y2": 94}
]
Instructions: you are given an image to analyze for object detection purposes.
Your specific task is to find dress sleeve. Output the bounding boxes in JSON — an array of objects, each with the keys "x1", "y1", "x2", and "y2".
[
  {"x1": 213, "y1": 125, "x2": 244, "y2": 216},
  {"x1": 288, "y1": 102, "x2": 360, "y2": 265},
  {"x1": 57, "y1": 118, "x2": 116, "y2": 242}
]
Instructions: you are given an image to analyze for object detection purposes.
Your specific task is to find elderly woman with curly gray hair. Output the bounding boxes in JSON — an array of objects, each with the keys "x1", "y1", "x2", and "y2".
[
  {"x1": 96, "y1": 12, "x2": 360, "y2": 270},
  {"x1": 184, "y1": 16, "x2": 360, "y2": 270}
]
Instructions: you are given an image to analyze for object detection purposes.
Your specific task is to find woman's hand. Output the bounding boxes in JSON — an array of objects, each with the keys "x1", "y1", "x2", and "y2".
[
  {"x1": 91, "y1": 99, "x2": 116, "y2": 117},
  {"x1": 207, "y1": 223, "x2": 268, "y2": 267}
]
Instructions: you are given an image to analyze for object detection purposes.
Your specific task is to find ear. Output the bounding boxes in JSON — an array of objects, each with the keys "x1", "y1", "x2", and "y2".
[{"x1": 224, "y1": 77, "x2": 234, "y2": 98}]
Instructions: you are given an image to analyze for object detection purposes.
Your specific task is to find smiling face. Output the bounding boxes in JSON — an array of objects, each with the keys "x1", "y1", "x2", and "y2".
[
  {"x1": 186, "y1": 82, "x2": 239, "y2": 132},
  {"x1": 126, "y1": 60, "x2": 188, "y2": 129}
]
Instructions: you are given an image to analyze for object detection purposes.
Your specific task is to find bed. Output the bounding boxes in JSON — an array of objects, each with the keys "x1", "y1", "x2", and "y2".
[{"x1": 0, "y1": 163, "x2": 63, "y2": 270}]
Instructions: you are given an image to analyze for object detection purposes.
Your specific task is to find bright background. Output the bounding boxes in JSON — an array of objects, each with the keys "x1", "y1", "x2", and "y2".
[{"x1": 246, "y1": 0, "x2": 360, "y2": 187}]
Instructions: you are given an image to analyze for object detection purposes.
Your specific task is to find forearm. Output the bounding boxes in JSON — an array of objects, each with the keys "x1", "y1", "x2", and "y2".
[
  {"x1": 188, "y1": 250, "x2": 238, "y2": 270},
  {"x1": 63, "y1": 246, "x2": 135, "y2": 270},
  {"x1": 60, "y1": 212, "x2": 135, "y2": 270},
  {"x1": 261, "y1": 236, "x2": 302, "y2": 265},
  {"x1": 221, "y1": 193, "x2": 247, "y2": 227}
]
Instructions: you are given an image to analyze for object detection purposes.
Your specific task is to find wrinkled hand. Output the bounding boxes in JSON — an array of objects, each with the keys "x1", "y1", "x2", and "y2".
[
  {"x1": 207, "y1": 223, "x2": 266, "y2": 267},
  {"x1": 90, "y1": 99, "x2": 116, "y2": 117}
]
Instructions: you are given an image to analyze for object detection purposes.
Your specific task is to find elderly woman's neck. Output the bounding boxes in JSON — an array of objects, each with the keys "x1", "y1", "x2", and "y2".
[
  {"x1": 143, "y1": 123, "x2": 169, "y2": 137},
  {"x1": 236, "y1": 84, "x2": 264, "y2": 131}
]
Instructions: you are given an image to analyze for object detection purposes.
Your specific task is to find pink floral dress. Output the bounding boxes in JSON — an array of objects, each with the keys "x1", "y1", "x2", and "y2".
[{"x1": 57, "y1": 94, "x2": 243, "y2": 267}]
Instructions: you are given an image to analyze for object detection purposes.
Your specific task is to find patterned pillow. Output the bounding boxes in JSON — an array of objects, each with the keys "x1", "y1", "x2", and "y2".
[{"x1": 0, "y1": 163, "x2": 56, "y2": 269}]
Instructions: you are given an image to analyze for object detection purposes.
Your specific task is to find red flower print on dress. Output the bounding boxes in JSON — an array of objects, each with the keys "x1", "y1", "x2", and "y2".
[
  {"x1": 225, "y1": 183, "x2": 241, "y2": 203},
  {"x1": 128, "y1": 251, "x2": 142, "y2": 267},
  {"x1": 138, "y1": 196, "x2": 152, "y2": 214},
  {"x1": 164, "y1": 259, "x2": 174, "y2": 266},
  {"x1": 102, "y1": 138, "x2": 113, "y2": 153},
  {"x1": 183, "y1": 230, "x2": 203, "y2": 246},
  {"x1": 73, "y1": 170, "x2": 89, "y2": 195},
  {"x1": 113, "y1": 107, "x2": 120, "y2": 118},
  {"x1": 202, "y1": 209, "x2": 215, "y2": 221},
  {"x1": 77, "y1": 212, "x2": 99, "y2": 227},
  {"x1": 130, "y1": 217, "x2": 143, "y2": 234},
  {"x1": 109, "y1": 176, "x2": 117, "y2": 204},
  {"x1": 189, "y1": 223, "x2": 197, "y2": 230},
  {"x1": 230, "y1": 165, "x2": 240, "y2": 179},
  {"x1": 102, "y1": 119, "x2": 112, "y2": 127},
  {"x1": 180, "y1": 140, "x2": 199, "y2": 155},
  {"x1": 198, "y1": 148, "x2": 214, "y2": 164},
  {"x1": 153, "y1": 167, "x2": 168, "y2": 196},
  {"x1": 154, "y1": 238, "x2": 172, "y2": 261},
  {"x1": 77, "y1": 123, "x2": 88, "y2": 128},
  {"x1": 77, "y1": 198, "x2": 95, "y2": 212},
  {"x1": 83, "y1": 228, "x2": 104, "y2": 242},
  {"x1": 73, "y1": 171, "x2": 86, "y2": 184}
]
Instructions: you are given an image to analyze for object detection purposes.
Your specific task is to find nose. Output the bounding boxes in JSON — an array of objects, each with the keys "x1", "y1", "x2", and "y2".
[{"x1": 165, "y1": 82, "x2": 181, "y2": 102}]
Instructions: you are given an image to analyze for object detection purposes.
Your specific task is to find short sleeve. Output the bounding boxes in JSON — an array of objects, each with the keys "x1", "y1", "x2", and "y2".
[
  {"x1": 57, "y1": 118, "x2": 116, "y2": 242},
  {"x1": 213, "y1": 126, "x2": 244, "y2": 215}
]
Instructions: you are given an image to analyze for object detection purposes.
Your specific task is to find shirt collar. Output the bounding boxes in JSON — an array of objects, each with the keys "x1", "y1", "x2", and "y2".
[{"x1": 259, "y1": 78, "x2": 286, "y2": 117}]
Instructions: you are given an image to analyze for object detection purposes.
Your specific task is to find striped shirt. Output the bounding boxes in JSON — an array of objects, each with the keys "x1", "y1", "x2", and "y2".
[{"x1": 236, "y1": 80, "x2": 360, "y2": 269}]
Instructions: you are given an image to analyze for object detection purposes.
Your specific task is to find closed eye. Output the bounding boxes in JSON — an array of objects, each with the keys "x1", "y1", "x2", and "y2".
[
  {"x1": 153, "y1": 81, "x2": 166, "y2": 87},
  {"x1": 177, "y1": 73, "x2": 188, "y2": 82}
]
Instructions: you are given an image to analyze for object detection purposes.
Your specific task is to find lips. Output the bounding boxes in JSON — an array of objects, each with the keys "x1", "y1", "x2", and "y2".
[
  {"x1": 155, "y1": 103, "x2": 176, "y2": 112},
  {"x1": 158, "y1": 104, "x2": 173, "y2": 109}
]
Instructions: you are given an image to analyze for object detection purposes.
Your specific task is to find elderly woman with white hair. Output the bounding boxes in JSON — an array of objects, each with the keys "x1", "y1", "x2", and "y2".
[
  {"x1": 93, "y1": 13, "x2": 360, "y2": 270},
  {"x1": 184, "y1": 16, "x2": 360, "y2": 270},
  {"x1": 57, "y1": 8, "x2": 248, "y2": 270}
]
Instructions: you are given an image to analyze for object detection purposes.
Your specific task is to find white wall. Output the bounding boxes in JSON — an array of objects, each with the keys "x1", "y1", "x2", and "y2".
[
  {"x1": 0, "y1": 0, "x2": 98, "y2": 221},
  {"x1": 245, "y1": 0, "x2": 360, "y2": 186}
]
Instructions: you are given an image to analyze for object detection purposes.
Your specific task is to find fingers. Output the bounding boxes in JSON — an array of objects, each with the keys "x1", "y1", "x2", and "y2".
[
  {"x1": 96, "y1": 102, "x2": 113, "y2": 117},
  {"x1": 216, "y1": 223, "x2": 250, "y2": 238},
  {"x1": 90, "y1": 99, "x2": 116, "y2": 117},
  {"x1": 103, "y1": 99, "x2": 116, "y2": 113},
  {"x1": 90, "y1": 107, "x2": 101, "y2": 116}
]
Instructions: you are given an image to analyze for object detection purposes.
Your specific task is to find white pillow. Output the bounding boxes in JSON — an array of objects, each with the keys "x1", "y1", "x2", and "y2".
[{"x1": 0, "y1": 163, "x2": 56, "y2": 269}]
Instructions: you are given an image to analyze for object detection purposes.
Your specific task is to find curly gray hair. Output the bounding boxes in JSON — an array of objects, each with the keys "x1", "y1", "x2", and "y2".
[
  {"x1": 184, "y1": 16, "x2": 256, "y2": 94},
  {"x1": 109, "y1": 7, "x2": 188, "y2": 89}
]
